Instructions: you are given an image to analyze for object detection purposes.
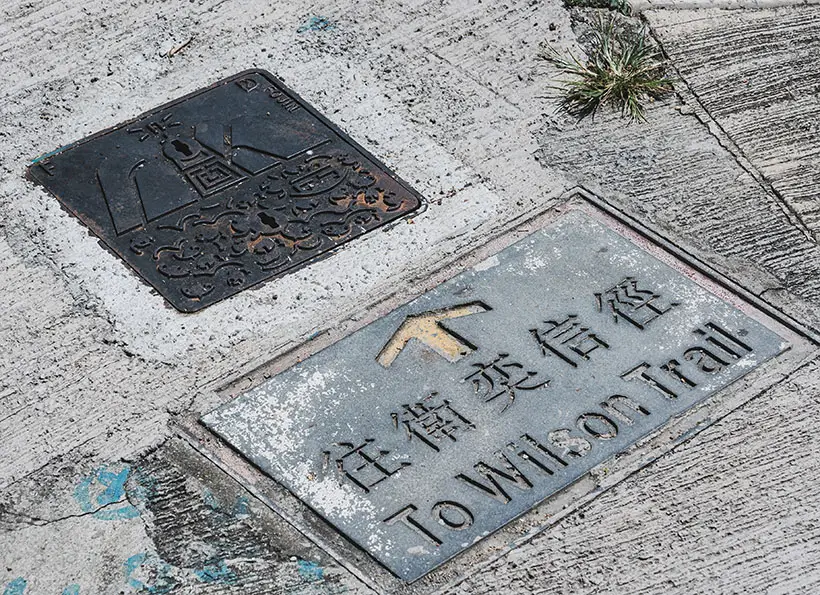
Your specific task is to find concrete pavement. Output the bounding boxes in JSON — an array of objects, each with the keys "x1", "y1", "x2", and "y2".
[{"x1": 1, "y1": 1, "x2": 819, "y2": 593}]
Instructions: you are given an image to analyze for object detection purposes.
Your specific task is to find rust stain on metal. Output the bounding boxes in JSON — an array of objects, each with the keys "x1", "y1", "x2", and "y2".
[{"x1": 27, "y1": 69, "x2": 423, "y2": 312}]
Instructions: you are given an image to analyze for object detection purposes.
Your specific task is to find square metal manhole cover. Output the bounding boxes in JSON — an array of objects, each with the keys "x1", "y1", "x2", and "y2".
[
  {"x1": 201, "y1": 196, "x2": 803, "y2": 584},
  {"x1": 28, "y1": 70, "x2": 422, "y2": 312}
]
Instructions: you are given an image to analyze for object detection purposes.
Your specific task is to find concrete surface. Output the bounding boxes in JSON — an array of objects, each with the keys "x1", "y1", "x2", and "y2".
[
  {"x1": 1, "y1": 0, "x2": 819, "y2": 593},
  {"x1": 650, "y1": 7, "x2": 820, "y2": 239}
]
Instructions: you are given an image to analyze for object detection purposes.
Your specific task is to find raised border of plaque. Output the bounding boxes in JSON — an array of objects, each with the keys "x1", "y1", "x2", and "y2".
[
  {"x1": 178, "y1": 188, "x2": 818, "y2": 594},
  {"x1": 27, "y1": 69, "x2": 423, "y2": 312}
]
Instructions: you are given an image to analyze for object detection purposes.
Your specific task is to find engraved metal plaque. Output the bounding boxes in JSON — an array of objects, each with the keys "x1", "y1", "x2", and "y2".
[
  {"x1": 203, "y1": 207, "x2": 790, "y2": 582},
  {"x1": 28, "y1": 70, "x2": 422, "y2": 312}
]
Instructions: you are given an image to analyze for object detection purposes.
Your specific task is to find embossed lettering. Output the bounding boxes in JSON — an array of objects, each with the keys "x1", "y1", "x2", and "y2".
[
  {"x1": 621, "y1": 362, "x2": 679, "y2": 399},
  {"x1": 235, "y1": 77, "x2": 259, "y2": 93},
  {"x1": 456, "y1": 453, "x2": 533, "y2": 504},
  {"x1": 547, "y1": 429, "x2": 592, "y2": 458},
  {"x1": 576, "y1": 413, "x2": 618, "y2": 440},
  {"x1": 659, "y1": 358, "x2": 698, "y2": 388},
  {"x1": 464, "y1": 353, "x2": 549, "y2": 412},
  {"x1": 600, "y1": 394, "x2": 650, "y2": 425},
  {"x1": 432, "y1": 501, "x2": 474, "y2": 530},
  {"x1": 266, "y1": 86, "x2": 300, "y2": 112},
  {"x1": 530, "y1": 315, "x2": 609, "y2": 367},
  {"x1": 383, "y1": 504, "x2": 441, "y2": 546},
  {"x1": 391, "y1": 392, "x2": 475, "y2": 451},
  {"x1": 126, "y1": 112, "x2": 181, "y2": 142},
  {"x1": 684, "y1": 347, "x2": 729, "y2": 373},
  {"x1": 323, "y1": 439, "x2": 410, "y2": 493},
  {"x1": 595, "y1": 276, "x2": 678, "y2": 329},
  {"x1": 693, "y1": 322, "x2": 753, "y2": 359},
  {"x1": 508, "y1": 433, "x2": 568, "y2": 476}
]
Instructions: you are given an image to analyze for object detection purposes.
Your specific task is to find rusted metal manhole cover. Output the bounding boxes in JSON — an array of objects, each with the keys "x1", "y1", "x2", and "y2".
[{"x1": 28, "y1": 70, "x2": 422, "y2": 312}]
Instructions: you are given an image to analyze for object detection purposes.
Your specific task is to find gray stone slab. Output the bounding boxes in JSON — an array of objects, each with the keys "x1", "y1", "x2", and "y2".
[{"x1": 202, "y1": 209, "x2": 789, "y2": 582}]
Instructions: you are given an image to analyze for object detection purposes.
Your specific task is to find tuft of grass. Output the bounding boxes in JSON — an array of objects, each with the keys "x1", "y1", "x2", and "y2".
[{"x1": 539, "y1": 17, "x2": 675, "y2": 122}]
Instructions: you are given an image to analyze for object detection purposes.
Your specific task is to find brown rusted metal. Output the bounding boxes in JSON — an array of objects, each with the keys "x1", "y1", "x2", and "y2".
[{"x1": 28, "y1": 70, "x2": 423, "y2": 312}]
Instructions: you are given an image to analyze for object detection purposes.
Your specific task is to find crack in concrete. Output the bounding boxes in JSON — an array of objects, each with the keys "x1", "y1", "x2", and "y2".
[
  {"x1": 644, "y1": 16, "x2": 818, "y2": 246},
  {"x1": 123, "y1": 473, "x2": 155, "y2": 543},
  {"x1": 760, "y1": 286, "x2": 788, "y2": 300},
  {"x1": 428, "y1": 49, "x2": 525, "y2": 115},
  {"x1": 1, "y1": 497, "x2": 135, "y2": 529},
  {"x1": 0, "y1": 435, "x2": 97, "y2": 493}
]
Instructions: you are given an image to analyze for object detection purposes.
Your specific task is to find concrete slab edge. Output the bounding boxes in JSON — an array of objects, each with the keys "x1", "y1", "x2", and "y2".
[{"x1": 634, "y1": 0, "x2": 820, "y2": 13}]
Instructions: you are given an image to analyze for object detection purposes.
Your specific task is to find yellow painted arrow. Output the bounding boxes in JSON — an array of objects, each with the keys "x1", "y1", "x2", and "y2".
[{"x1": 376, "y1": 302, "x2": 491, "y2": 368}]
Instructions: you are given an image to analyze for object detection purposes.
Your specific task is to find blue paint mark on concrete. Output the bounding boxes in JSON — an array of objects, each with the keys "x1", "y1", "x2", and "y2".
[
  {"x1": 74, "y1": 465, "x2": 140, "y2": 520},
  {"x1": 296, "y1": 560, "x2": 324, "y2": 582},
  {"x1": 123, "y1": 554, "x2": 147, "y2": 581},
  {"x1": 2, "y1": 578, "x2": 81, "y2": 594},
  {"x1": 232, "y1": 495, "x2": 251, "y2": 518},
  {"x1": 202, "y1": 489, "x2": 250, "y2": 518},
  {"x1": 2, "y1": 578, "x2": 27, "y2": 595},
  {"x1": 124, "y1": 553, "x2": 177, "y2": 594},
  {"x1": 128, "y1": 467, "x2": 155, "y2": 503},
  {"x1": 201, "y1": 488, "x2": 220, "y2": 510},
  {"x1": 297, "y1": 16, "x2": 335, "y2": 33},
  {"x1": 193, "y1": 560, "x2": 236, "y2": 584}
]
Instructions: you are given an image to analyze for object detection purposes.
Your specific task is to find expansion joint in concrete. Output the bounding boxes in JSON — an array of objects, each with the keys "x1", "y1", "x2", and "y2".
[
  {"x1": 633, "y1": 0, "x2": 820, "y2": 13},
  {"x1": 643, "y1": 20, "x2": 818, "y2": 245}
]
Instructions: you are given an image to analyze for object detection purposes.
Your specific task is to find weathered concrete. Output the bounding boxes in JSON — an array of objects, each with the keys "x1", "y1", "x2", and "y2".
[
  {"x1": 1, "y1": 0, "x2": 819, "y2": 593},
  {"x1": 633, "y1": 0, "x2": 820, "y2": 12},
  {"x1": 649, "y1": 6, "x2": 820, "y2": 240}
]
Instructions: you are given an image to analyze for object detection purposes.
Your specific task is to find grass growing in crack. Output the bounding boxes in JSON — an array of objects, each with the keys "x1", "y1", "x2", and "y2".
[{"x1": 539, "y1": 17, "x2": 674, "y2": 121}]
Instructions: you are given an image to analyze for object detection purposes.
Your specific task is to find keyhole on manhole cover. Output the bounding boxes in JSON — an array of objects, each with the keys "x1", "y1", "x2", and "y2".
[
  {"x1": 259, "y1": 212, "x2": 279, "y2": 229},
  {"x1": 172, "y1": 139, "x2": 193, "y2": 157}
]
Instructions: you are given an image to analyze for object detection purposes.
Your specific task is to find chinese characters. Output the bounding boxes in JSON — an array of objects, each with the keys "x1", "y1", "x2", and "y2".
[
  {"x1": 392, "y1": 392, "x2": 475, "y2": 451},
  {"x1": 465, "y1": 354, "x2": 548, "y2": 412},
  {"x1": 530, "y1": 315, "x2": 609, "y2": 367},
  {"x1": 596, "y1": 276, "x2": 678, "y2": 329},
  {"x1": 322, "y1": 440, "x2": 409, "y2": 493}
]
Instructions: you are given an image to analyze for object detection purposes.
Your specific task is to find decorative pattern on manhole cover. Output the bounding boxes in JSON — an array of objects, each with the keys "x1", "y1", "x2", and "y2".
[
  {"x1": 203, "y1": 206, "x2": 791, "y2": 582},
  {"x1": 28, "y1": 70, "x2": 422, "y2": 312}
]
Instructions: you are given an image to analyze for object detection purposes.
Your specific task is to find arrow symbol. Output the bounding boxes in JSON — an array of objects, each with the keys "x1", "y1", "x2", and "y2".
[{"x1": 376, "y1": 302, "x2": 491, "y2": 368}]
